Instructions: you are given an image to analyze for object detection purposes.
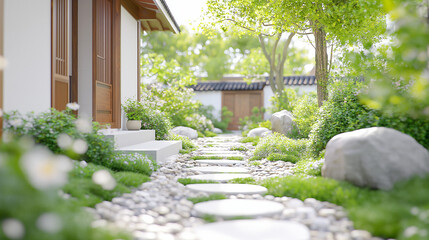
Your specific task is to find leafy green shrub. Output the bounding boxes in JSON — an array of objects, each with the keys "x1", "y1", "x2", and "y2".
[
  {"x1": 258, "y1": 120, "x2": 272, "y2": 130},
  {"x1": 267, "y1": 153, "x2": 299, "y2": 163},
  {"x1": 254, "y1": 132, "x2": 307, "y2": 159},
  {"x1": 0, "y1": 139, "x2": 131, "y2": 240},
  {"x1": 240, "y1": 136, "x2": 260, "y2": 146},
  {"x1": 4, "y1": 109, "x2": 115, "y2": 165},
  {"x1": 291, "y1": 92, "x2": 318, "y2": 138},
  {"x1": 168, "y1": 134, "x2": 197, "y2": 153},
  {"x1": 270, "y1": 88, "x2": 298, "y2": 113},
  {"x1": 239, "y1": 107, "x2": 265, "y2": 131},
  {"x1": 188, "y1": 194, "x2": 227, "y2": 204},
  {"x1": 123, "y1": 99, "x2": 172, "y2": 140},
  {"x1": 306, "y1": 80, "x2": 429, "y2": 158},
  {"x1": 293, "y1": 158, "x2": 324, "y2": 176},
  {"x1": 197, "y1": 131, "x2": 205, "y2": 138},
  {"x1": 106, "y1": 153, "x2": 156, "y2": 176}
]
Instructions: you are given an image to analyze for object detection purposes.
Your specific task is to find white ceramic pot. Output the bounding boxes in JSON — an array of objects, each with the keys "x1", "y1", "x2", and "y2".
[{"x1": 126, "y1": 120, "x2": 141, "y2": 130}]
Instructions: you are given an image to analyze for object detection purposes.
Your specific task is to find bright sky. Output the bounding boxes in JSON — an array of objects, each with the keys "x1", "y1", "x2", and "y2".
[{"x1": 164, "y1": 0, "x2": 208, "y2": 30}]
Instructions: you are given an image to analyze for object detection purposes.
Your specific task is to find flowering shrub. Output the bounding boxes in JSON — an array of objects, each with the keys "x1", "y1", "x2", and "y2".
[
  {"x1": 0, "y1": 139, "x2": 131, "y2": 240},
  {"x1": 106, "y1": 153, "x2": 157, "y2": 176},
  {"x1": 123, "y1": 99, "x2": 171, "y2": 140},
  {"x1": 185, "y1": 113, "x2": 214, "y2": 132},
  {"x1": 3, "y1": 108, "x2": 115, "y2": 165},
  {"x1": 198, "y1": 105, "x2": 233, "y2": 132},
  {"x1": 306, "y1": 79, "x2": 429, "y2": 158}
]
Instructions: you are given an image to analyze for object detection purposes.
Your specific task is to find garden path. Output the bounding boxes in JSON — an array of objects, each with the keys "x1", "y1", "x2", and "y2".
[{"x1": 91, "y1": 134, "x2": 379, "y2": 240}]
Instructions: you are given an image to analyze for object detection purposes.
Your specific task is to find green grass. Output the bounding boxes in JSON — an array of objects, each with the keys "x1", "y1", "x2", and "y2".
[
  {"x1": 261, "y1": 175, "x2": 429, "y2": 239},
  {"x1": 253, "y1": 133, "x2": 307, "y2": 159},
  {"x1": 229, "y1": 145, "x2": 248, "y2": 151},
  {"x1": 204, "y1": 131, "x2": 218, "y2": 137},
  {"x1": 177, "y1": 178, "x2": 219, "y2": 185},
  {"x1": 240, "y1": 136, "x2": 260, "y2": 146},
  {"x1": 191, "y1": 155, "x2": 223, "y2": 160},
  {"x1": 65, "y1": 161, "x2": 152, "y2": 207},
  {"x1": 250, "y1": 161, "x2": 261, "y2": 166},
  {"x1": 226, "y1": 156, "x2": 244, "y2": 160},
  {"x1": 188, "y1": 194, "x2": 227, "y2": 204},
  {"x1": 228, "y1": 177, "x2": 257, "y2": 185}
]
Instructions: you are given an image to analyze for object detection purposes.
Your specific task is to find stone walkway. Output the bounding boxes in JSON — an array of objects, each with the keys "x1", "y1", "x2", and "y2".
[{"x1": 90, "y1": 134, "x2": 382, "y2": 240}]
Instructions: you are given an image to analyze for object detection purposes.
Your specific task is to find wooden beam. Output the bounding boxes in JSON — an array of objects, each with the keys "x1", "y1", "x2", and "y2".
[
  {"x1": 138, "y1": 7, "x2": 156, "y2": 19},
  {"x1": 121, "y1": 0, "x2": 139, "y2": 20},
  {"x1": 71, "y1": 0, "x2": 79, "y2": 104},
  {"x1": 137, "y1": 20, "x2": 141, "y2": 101},
  {"x1": 136, "y1": 3, "x2": 157, "y2": 10},
  {"x1": 137, "y1": 0, "x2": 156, "y2": 4},
  {"x1": 112, "y1": 0, "x2": 121, "y2": 128}
]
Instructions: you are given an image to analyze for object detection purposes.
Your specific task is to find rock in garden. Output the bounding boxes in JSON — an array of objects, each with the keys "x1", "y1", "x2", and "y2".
[
  {"x1": 213, "y1": 128, "x2": 223, "y2": 134},
  {"x1": 322, "y1": 127, "x2": 429, "y2": 190},
  {"x1": 170, "y1": 126, "x2": 198, "y2": 139},
  {"x1": 270, "y1": 110, "x2": 298, "y2": 137},
  {"x1": 247, "y1": 127, "x2": 271, "y2": 137}
]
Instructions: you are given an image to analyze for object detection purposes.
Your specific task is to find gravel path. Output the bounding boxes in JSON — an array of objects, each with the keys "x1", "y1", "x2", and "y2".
[{"x1": 90, "y1": 134, "x2": 383, "y2": 240}]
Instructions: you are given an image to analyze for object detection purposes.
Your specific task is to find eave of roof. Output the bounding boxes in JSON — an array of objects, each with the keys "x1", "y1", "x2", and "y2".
[{"x1": 153, "y1": 0, "x2": 180, "y2": 33}]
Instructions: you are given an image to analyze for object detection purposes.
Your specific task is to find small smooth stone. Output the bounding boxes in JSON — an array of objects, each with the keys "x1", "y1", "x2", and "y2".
[
  {"x1": 154, "y1": 206, "x2": 170, "y2": 215},
  {"x1": 165, "y1": 213, "x2": 181, "y2": 223},
  {"x1": 188, "y1": 166, "x2": 248, "y2": 174},
  {"x1": 186, "y1": 184, "x2": 267, "y2": 195},
  {"x1": 189, "y1": 174, "x2": 252, "y2": 183},
  {"x1": 286, "y1": 199, "x2": 305, "y2": 208},
  {"x1": 134, "y1": 231, "x2": 157, "y2": 240},
  {"x1": 193, "y1": 199, "x2": 284, "y2": 218},
  {"x1": 351, "y1": 230, "x2": 372, "y2": 239},
  {"x1": 296, "y1": 207, "x2": 317, "y2": 219},
  {"x1": 139, "y1": 214, "x2": 155, "y2": 224},
  {"x1": 311, "y1": 217, "x2": 331, "y2": 231},
  {"x1": 319, "y1": 208, "x2": 336, "y2": 217},
  {"x1": 195, "y1": 160, "x2": 244, "y2": 165},
  {"x1": 193, "y1": 219, "x2": 310, "y2": 240}
]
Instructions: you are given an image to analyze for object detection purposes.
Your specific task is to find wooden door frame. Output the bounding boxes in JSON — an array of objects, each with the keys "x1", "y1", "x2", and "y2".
[
  {"x1": 0, "y1": 0, "x2": 3, "y2": 136},
  {"x1": 71, "y1": 0, "x2": 78, "y2": 103},
  {"x1": 92, "y1": 0, "x2": 121, "y2": 128}
]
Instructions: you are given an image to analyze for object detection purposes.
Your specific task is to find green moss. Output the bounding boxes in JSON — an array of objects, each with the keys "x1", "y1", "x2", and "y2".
[
  {"x1": 191, "y1": 155, "x2": 223, "y2": 160},
  {"x1": 188, "y1": 194, "x2": 227, "y2": 204},
  {"x1": 228, "y1": 177, "x2": 257, "y2": 185}
]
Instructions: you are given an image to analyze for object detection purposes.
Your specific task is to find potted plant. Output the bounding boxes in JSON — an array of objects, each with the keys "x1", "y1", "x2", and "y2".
[{"x1": 122, "y1": 99, "x2": 142, "y2": 130}]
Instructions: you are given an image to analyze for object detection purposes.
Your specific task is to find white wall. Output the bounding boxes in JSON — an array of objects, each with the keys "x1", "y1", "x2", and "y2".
[
  {"x1": 120, "y1": 6, "x2": 138, "y2": 129},
  {"x1": 3, "y1": 0, "x2": 51, "y2": 113},
  {"x1": 77, "y1": 0, "x2": 93, "y2": 119},
  {"x1": 193, "y1": 91, "x2": 222, "y2": 120},
  {"x1": 263, "y1": 85, "x2": 317, "y2": 119}
]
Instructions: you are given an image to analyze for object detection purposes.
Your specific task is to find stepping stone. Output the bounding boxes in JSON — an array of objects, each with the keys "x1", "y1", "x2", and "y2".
[
  {"x1": 186, "y1": 184, "x2": 267, "y2": 195},
  {"x1": 195, "y1": 160, "x2": 244, "y2": 165},
  {"x1": 189, "y1": 174, "x2": 252, "y2": 183},
  {"x1": 188, "y1": 166, "x2": 248, "y2": 174},
  {"x1": 193, "y1": 219, "x2": 310, "y2": 240},
  {"x1": 193, "y1": 199, "x2": 284, "y2": 218}
]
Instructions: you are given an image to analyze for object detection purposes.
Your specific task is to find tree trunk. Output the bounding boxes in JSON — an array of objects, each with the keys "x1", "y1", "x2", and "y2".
[{"x1": 314, "y1": 26, "x2": 329, "y2": 107}]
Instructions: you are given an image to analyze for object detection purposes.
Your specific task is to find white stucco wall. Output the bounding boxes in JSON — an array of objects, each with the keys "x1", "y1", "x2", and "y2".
[
  {"x1": 3, "y1": 0, "x2": 51, "y2": 113},
  {"x1": 120, "y1": 6, "x2": 138, "y2": 129},
  {"x1": 263, "y1": 85, "x2": 317, "y2": 119},
  {"x1": 78, "y1": 0, "x2": 93, "y2": 118},
  {"x1": 193, "y1": 91, "x2": 222, "y2": 120}
]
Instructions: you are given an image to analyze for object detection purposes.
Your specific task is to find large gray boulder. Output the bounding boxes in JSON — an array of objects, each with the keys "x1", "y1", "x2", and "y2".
[
  {"x1": 247, "y1": 127, "x2": 271, "y2": 137},
  {"x1": 270, "y1": 110, "x2": 298, "y2": 137},
  {"x1": 213, "y1": 128, "x2": 223, "y2": 134},
  {"x1": 171, "y1": 126, "x2": 198, "y2": 139},
  {"x1": 322, "y1": 127, "x2": 429, "y2": 190}
]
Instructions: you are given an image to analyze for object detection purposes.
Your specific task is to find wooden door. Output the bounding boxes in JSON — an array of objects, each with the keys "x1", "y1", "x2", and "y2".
[
  {"x1": 93, "y1": 0, "x2": 120, "y2": 128},
  {"x1": 222, "y1": 91, "x2": 263, "y2": 130},
  {"x1": 51, "y1": 0, "x2": 69, "y2": 111}
]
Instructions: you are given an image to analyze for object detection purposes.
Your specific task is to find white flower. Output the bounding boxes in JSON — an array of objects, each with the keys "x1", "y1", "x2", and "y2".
[
  {"x1": 9, "y1": 118, "x2": 23, "y2": 128},
  {"x1": 404, "y1": 226, "x2": 419, "y2": 238},
  {"x1": 92, "y1": 170, "x2": 116, "y2": 190},
  {"x1": 75, "y1": 117, "x2": 92, "y2": 133},
  {"x1": 57, "y1": 133, "x2": 73, "y2": 149},
  {"x1": 24, "y1": 122, "x2": 33, "y2": 129},
  {"x1": 2, "y1": 218, "x2": 25, "y2": 239},
  {"x1": 79, "y1": 160, "x2": 88, "y2": 168},
  {"x1": 72, "y1": 139, "x2": 88, "y2": 154},
  {"x1": 20, "y1": 147, "x2": 73, "y2": 190},
  {"x1": 36, "y1": 213, "x2": 62, "y2": 233},
  {"x1": 66, "y1": 102, "x2": 80, "y2": 111}
]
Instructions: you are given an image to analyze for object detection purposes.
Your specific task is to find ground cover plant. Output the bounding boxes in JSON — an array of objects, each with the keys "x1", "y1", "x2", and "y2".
[
  {"x1": 229, "y1": 145, "x2": 248, "y2": 151},
  {"x1": 168, "y1": 134, "x2": 197, "y2": 154},
  {"x1": 261, "y1": 175, "x2": 429, "y2": 239},
  {"x1": 252, "y1": 133, "x2": 307, "y2": 162},
  {"x1": 239, "y1": 136, "x2": 260, "y2": 146}
]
